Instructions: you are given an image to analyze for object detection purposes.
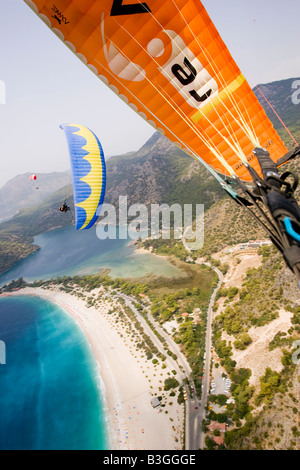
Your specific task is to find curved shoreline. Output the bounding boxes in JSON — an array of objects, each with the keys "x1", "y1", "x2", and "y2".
[{"x1": 1, "y1": 286, "x2": 184, "y2": 450}]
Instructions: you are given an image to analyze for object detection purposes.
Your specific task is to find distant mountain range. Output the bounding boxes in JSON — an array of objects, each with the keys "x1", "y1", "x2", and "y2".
[
  {"x1": 0, "y1": 171, "x2": 72, "y2": 222},
  {"x1": 0, "y1": 77, "x2": 299, "y2": 274},
  {"x1": 254, "y1": 77, "x2": 300, "y2": 148},
  {"x1": 1, "y1": 77, "x2": 299, "y2": 222}
]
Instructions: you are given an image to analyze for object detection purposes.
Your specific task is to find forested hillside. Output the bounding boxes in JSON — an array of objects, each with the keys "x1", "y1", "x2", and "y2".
[{"x1": 0, "y1": 77, "x2": 299, "y2": 275}]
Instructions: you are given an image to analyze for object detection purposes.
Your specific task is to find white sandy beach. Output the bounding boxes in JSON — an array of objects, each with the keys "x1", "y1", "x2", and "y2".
[{"x1": 1, "y1": 286, "x2": 184, "y2": 450}]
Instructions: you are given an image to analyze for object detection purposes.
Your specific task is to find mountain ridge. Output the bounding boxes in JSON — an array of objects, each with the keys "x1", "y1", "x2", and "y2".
[
  {"x1": 0, "y1": 170, "x2": 72, "y2": 222},
  {"x1": 0, "y1": 77, "x2": 299, "y2": 274}
]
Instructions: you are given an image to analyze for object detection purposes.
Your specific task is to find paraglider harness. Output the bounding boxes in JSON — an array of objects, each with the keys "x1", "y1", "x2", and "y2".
[
  {"x1": 59, "y1": 201, "x2": 70, "y2": 213},
  {"x1": 228, "y1": 146, "x2": 300, "y2": 286}
]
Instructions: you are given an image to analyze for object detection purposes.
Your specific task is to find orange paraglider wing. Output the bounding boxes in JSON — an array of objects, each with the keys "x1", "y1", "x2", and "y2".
[{"x1": 24, "y1": 0, "x2": 287, "y2": 182}]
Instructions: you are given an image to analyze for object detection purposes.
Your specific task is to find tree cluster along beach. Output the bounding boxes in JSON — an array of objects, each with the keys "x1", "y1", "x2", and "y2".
[
  {"x1": 2, "y1": 236, "x2": 299, "y2": 450},
  {"x1": 1, "y1": 285, "x2": 184, "y2": 450}
]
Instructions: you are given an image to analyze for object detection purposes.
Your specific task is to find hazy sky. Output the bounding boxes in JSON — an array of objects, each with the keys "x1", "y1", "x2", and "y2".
[{"x1": 0, "y1": 0, "x2": 299, "y2": 187}]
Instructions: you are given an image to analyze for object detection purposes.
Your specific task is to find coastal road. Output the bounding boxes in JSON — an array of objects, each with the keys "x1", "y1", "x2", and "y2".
[
  {"x1": 115, "y1": 261, "x2": 223, "y2": 451},
  {"x1": 116, "y1": 293, "x2": 190, "y2": 381},
  {"x1": 115, "y1": 293, "x2": 199, "y2": 450},
  {"x1": 196, "y1": 262, "x2": 223, "y2": 449}
]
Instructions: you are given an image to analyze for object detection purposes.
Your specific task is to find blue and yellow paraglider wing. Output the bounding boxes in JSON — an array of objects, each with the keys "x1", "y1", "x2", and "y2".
[{"x1": 60, "y1": 123, "x2": 106, "y2": 230}]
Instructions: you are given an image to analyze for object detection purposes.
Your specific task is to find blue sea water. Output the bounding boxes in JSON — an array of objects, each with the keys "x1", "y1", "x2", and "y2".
[
  {"x1": 0, "y1": 295, "x2": 108, "y2": 450},
  {"x1": 0, "y1": 225, "x2": 181, "y2": 285},
  {"x1": 0, "y1": 225, "x2": 182, "y2": 450}
]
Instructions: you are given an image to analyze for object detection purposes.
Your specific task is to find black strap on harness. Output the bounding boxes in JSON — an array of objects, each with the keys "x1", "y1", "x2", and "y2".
[
  {"x1": 276, "y1": 145, "x2": 300, "y2": 167},
  {"x1": 231, "y1": 146, "x2": 300, "y2": 287}
]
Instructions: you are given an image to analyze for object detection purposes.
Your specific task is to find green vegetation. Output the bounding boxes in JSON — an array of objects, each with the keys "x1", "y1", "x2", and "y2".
[
  {"x1": 209, "y1": 394, "x2": 228, "y2": 406},
  {"x1": 1, "y1": 77, "x2": 299, "y2": 450},
  {"x1": 0, "y1": 234, "x2": 39, "y2": 274},
  {"x1": 224, "y1": 351, "x2": 299, "y2": 450},
  {"x1": 233, "y1": 333, "x2": 253, "y2": 351},
  {"x1": 2, "y1": 248, "x2": 217, "y2": 400},
  {"x1": 164, "y1": 377, "x2": 179, "y2": 391},
  {"x1": 0, "y1": 189, "x2": 73, "y2": 274},
  {"x1": 255, "y1": 368, "x2": 283, "y2": 406},
  {"x1": 212, "y1": 247, "x2": 300, "y2": 450},
  {"x1": 213, "y1": 247, "x2": 291, "y2": 338},
  {"x1": 143, "y1": 238, "x2": 188, "y2": 261}
]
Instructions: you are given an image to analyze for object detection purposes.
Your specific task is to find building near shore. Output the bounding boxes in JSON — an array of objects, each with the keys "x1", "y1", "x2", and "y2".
[
  {"x1": 213, "y1": 436, "x2": 224, "y2": 446},
  {"x1": 151, "y1": 397, "x2": 160, "y2": 408},
  {"x1": 209, "y1": 421, "x2": 226, "y2": 433}
]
